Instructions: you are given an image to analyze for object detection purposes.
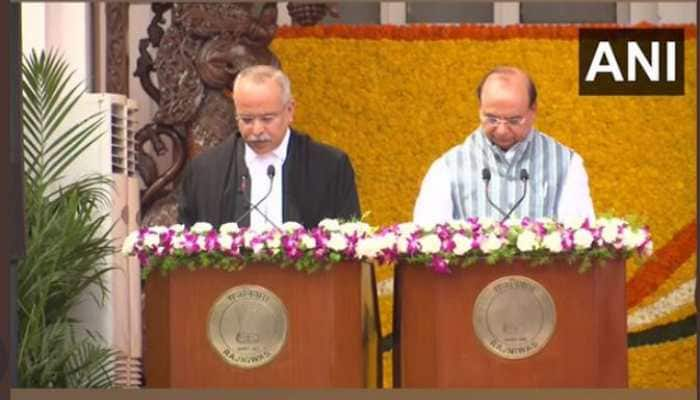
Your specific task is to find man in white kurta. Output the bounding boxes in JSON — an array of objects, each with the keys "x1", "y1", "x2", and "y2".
[{"x1": 413, "y1": 67, "x2": 594, "y2": 224}]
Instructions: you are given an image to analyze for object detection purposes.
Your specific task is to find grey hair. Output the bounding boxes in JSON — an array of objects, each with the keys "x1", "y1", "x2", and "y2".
[{"x1": 233, "y1": 65, "x2": 293, "y2": 104}]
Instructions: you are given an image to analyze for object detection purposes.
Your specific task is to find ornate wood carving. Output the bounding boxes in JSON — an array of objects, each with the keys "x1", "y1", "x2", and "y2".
[
  {"x1": 106, "y1": 3, "x2": 129, "y2": 95},
  {"x1": 287, "y1": 3, "x2": 340, "y2": 26},
  {"x1": 134, "y1": 3, "x2": 171, "y2": 104},
  {"x1": 134, "y1": 3, "x2": 281, "y2": 226}
]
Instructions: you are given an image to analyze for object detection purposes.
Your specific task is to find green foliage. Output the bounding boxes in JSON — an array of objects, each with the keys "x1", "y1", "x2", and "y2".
[{"x1": 18, "y1": 49, "x2": 118, "y2": 388}]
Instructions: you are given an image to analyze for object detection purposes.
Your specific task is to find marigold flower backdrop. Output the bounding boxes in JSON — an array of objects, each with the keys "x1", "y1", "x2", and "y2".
[{"x1": 269, "y1": 24, "x2": 697, "y2": 388}]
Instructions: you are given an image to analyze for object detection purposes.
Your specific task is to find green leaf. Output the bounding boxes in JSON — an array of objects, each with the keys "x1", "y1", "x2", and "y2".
[{"x1": 18, "y1": 49, "x2": 117, "y2": 388}]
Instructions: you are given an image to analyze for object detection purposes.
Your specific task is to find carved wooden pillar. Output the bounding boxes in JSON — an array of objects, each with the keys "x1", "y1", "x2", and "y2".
[{"x1": 106, "y1": 3, "x2": 129, "y2": 95}]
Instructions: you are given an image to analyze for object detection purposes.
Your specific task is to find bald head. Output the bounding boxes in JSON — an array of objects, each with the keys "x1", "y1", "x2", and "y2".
[{"x1": 476, "y1": 67, "x2": 537, "y2": 109}]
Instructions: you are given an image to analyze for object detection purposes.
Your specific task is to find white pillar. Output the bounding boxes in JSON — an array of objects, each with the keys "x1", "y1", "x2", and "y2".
[
  {"x1": 494, "y1": 3, "x2": 520, "y2": 26},
  {"x1": 381, "y1": 2, "x2": 406, "y2": 25},
  {"x1": 629, "y1": 3, "x2": 660, "y2": 23},
  {"x1": 658, "y1": 2, "x2": 697, "y2": 23},
  {"x1": 278, "y1": 3, "x2": 291, "y2": 26}
]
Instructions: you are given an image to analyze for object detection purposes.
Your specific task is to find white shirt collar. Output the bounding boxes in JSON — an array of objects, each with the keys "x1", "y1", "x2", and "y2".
[
  {"x1": 244, "y1": 128, "x2": 291, "y2": 163},
  {"x1": 480, "y1": 127, "x2": 534, "y2": 162}
]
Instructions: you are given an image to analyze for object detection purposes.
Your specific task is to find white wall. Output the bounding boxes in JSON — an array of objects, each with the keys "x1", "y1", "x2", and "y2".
[
  {"x1": 658, "y1": 2, "x2": 697, "y2": 24},
  {"x1": 627, "y1": 2, "x2": 697, "y2": 24},
  {"x1": 21, "y1": 3, "x2": 91, "y2": 92},
  {"x1": 20, "y1": 3, "x2": 45, "y2": 56}
]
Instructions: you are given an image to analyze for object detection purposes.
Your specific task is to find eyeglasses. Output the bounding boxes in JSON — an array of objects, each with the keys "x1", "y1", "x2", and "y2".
[
  {"x1": 480, "y1": 114, "x2": 528, "y2": 127},
  {"x1": 235, "y1": 107, "x2": 287, "y2": 127}
]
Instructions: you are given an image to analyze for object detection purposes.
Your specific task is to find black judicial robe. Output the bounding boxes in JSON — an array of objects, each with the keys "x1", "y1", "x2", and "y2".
[{"x1": 177, "y1": 129, "x2": 361, "y2": 228}]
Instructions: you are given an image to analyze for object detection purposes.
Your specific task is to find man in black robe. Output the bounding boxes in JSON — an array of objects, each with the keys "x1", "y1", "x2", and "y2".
[{"x1": 177, "y1": 65, "x2": 361, "y2": 228}]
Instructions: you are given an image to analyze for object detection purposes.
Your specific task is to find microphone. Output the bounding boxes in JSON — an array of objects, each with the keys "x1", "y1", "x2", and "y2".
[
  {"x1": 234, "y1": 165, "x2": 281, "y2": 230},
  {"x1": 481, "y1": 168, "x2": 491, "y2": 182},
  {"x1": 501, "y1": 169, "x2": 529, "y2": 222},
  {"x1": 482, "y1": 167, "x2": 508, "y2": 219}
]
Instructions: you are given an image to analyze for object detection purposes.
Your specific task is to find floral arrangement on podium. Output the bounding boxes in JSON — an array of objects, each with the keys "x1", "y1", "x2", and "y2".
[{"x1": 123, "y1": 217, "x2": 652, "y2": 278}]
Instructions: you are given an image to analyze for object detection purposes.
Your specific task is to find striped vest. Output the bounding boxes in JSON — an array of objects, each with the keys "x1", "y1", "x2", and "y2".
[{"x1": 443, "y1": 128, "x2": 572, "y2": 219}]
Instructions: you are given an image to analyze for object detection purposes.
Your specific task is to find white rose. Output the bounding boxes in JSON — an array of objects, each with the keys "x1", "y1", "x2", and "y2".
[
  {"x1": 218, "y1": 234, "x2": 233, "y2": 250},
  {"x1": 339, "y1": 222, "x2": 359, "y2": 235},
  {"x1": 601, "y1": 224, "x2": 619, "y2": 244},
  {"x1": 516, "y1": 230, "x2": 538, "y2": 252},
  {"x1": 562, "y1": 216, "x2": 586, "y2": 230},
  {"x1": 121, "y1": 232, "x2": 139, "y2": 255},
  {"x1": 300, "y1": 234, "x2": 317, "y2": 249},
  {"x1": 397, "y1": 222, "x2": 419, "y2": 236},
  {"x1": 219, "y1": 222, "x2": 240, "y2": 235},
  {"x1": 340, "y1": 222, "x2": 372, "y2": 236},
  {"x1": 448, "y1": 220, "x2": 469, "y2": 230},
  {"x1": 542, "y1": 232, "x2": 563, "y2": 253},
  {"x1": 503, "y1": 218, "x2": 521, "y2": 227},
  {"x1": 169, "y1": 224, "x2": 185, "y2": 233},
  {"x1": 480, "y1": 234, "x2": 502, "y2": 253},
  {"x1": 319, "y1": 218, "x2": 341, "y2": 232},
  {"x1": 621, "y1": 228, "x2": 646, "y2": 249},
  {"x1": 172, "y1": 234, "x2": 185, "y2": 250},
  {"x1": 252, "y1": 241, "x2": 265, "y2": 254},
  {"x1": 419, "y1": 234, "x2": 441, "y2": 254},
  {"x1": 190, "y1": 222, "x2": 213, "y2": 234},
  {"x1": 281, "y1": 221, "x2": 303, "y2": 233},
  {"x1": 594, "y1": 217, "x2": 623, "y2": 228},
  {"x1": 143, "y1": 233, "x2": 160, "y2": 248},
  {"x1": 356, "y1": 238, "x2": 381, "y2": 258},
  {"x1": 381, "y1": 234, "x2": 397, "y2": 249},
  {"x1": 150, "y1": 225, "x2": 168, "y2": 234},
  {"x1": 248, "y1": 223, "x2": 272, "y2": 234},
  {"x1": 453, "y1": 234, "x2": 471, "y2": 256},
  {"x1": 327, "y1": 233, "x2": 347, "y2": 251},
  {"x1": 358, "y1": 222, "x2": 374, "y2": 235},
  {"x1": 573, "y1": 229, "x2": 594, "y2": 249},
  {"x1": 196, "y1": 236, "x2": 206, "y2": 249},
  {"x1": 266, "y1": 233, "x2": 281, "y2": 250},
  {"x1": 479, "y1": 218, "x2": 496, "y2": 230},
  {"x1": 536, "y1": 217, "x2": 555, "y2": 226}
]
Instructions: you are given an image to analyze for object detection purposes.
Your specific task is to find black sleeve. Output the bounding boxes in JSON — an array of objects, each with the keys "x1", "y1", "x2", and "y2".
[
  {"x1": 176, "y1": 163, "x2": 197, "y2": 227},
  {"x1": 334, "y1": 153, "x2": 361, "y2": 221}
]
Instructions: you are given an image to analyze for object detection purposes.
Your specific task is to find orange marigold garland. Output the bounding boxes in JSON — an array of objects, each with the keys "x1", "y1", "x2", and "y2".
[
  {"x1": 626, "y1": 221, "x2": 697, "y2": 309},
  {"x1": 277, "y1": 23, "x2": 697, "y2": 41}
]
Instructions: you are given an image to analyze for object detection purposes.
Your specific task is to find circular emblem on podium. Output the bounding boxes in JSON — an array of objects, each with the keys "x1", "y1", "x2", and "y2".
[
  {"x1": 207, "y1": 285, "x2": 288, "y2": 369},
  {"x1": 472, "y1": 275, "x2": 556, "y2": 360}
]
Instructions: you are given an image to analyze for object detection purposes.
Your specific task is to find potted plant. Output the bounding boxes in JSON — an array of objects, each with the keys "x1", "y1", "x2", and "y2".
[{"x1": 18, "y1": 49, "x2": 117, "y2": 388}]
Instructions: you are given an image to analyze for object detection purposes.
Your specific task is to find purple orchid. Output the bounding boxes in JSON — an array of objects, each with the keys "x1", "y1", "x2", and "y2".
[
  {"x1": 137, "y1": 251, "x2": 149, "y2": 266},
  {"x1": 561, "y1": 229, "x2": 574, "y2": 251},
  {"x1": 430, "y1": 255, "x2": 451, "y2": 274},
  {"x1": 205, "y1": 230, "x2": 220, "y2": 252},
  {"x1": 406, "y1": 235, "x2": 421, "y2": 256},
  {"x1": 441, "y1": 238, "x2": 456, "y2": 253},
  {"x1": 183, "y1": 232, "x2": 201, "y2": 255}
]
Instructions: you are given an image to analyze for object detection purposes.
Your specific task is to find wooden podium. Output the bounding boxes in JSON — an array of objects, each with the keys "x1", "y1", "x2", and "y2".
[
  {"x1": 393, "y1": 259, "x2": 628, "y2": 388},
  {"x1": 144, "y1": 262, "x2": 381, "y2": 388}
]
